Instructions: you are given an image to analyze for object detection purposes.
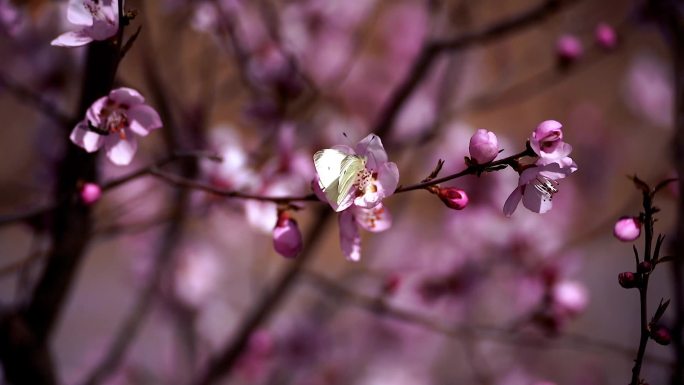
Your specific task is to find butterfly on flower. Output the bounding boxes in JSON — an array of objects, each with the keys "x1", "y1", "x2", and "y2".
[{"x1": 312, "y1": 134, "x2": 399, "y2": 213}]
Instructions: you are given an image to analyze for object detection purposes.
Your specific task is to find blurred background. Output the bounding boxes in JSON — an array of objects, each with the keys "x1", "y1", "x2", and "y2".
[{"x1": 0, "y1": 0, "x2": 679, "y2": 384}]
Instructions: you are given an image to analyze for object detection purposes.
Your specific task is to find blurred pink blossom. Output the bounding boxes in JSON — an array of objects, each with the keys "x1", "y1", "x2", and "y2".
[
  {"x1": 551, "y1": 280, "x2": 589, "y2": 316},
  {"x1": 613, "y1": 216, "x2": 641, "y2": 242},
  {"x1": 624, "y1": 53, "x2": 673, "y2": 128},
  {"x1": 556, "y1": 34, "x2": 583, "y2": 63},
  {"x1": 70, "y1": 87, "x2": 162, "y2": 165},
  {"x1": 595, "y1": 22, "x2": 617, "y2": 49},
  {"x1": 51, "y1": 0, "x2": 119, "y2": 47}
]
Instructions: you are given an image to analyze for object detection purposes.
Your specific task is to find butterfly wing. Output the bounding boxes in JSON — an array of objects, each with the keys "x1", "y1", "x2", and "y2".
[
  {"x1": 314, "y1": 149, "x2": 348, "y2": 203},
  {"x1": 337, "y1": 155, "x2": 365, "y2": 205}
]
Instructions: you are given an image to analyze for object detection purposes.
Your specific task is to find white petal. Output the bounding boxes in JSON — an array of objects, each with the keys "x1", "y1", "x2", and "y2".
[
  {"x1": 127, "y1": 104, "x2": 162, "y2": 136},
  {"x1": 104, "y1": 131, "x2": 137, "y2": 165},
  {"x1": 51, "y1": 30, "x2": 94, "y2": 47},
  {"x1": 503, "y1": 186, "x2": 523, "y2": 217}
]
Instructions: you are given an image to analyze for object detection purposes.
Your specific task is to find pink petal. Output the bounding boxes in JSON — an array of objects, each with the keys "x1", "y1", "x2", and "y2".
[
  {"x1": 66, "y1": 0, "x2": 94, "y2": 26},
  {"x1": 70, "y1": 122, "x2": 104, "y2": 152},
  {"x1": 355, "y1": 204, "x2": 392, "y2": 233},
  {"x1": 503, "y1": 186, "x2": 523, "y2": 217},
  {"x1": 87, "y1": 21, "x2": 118, "y2": 41},
  {"x1": 86, "y1": 96, "x2": 108, "y2": 126},
  {"x1": 339, "y1": 210, "x2": 361, "y2": 262},
  {"x1": 109, "y1": 87, "x2": 145, "y2": 106},
  {"x1": 355, "y1": 134, "x2": 388, "y2": 169},
  {"x1": 522, "y1": 184, "x2": 553, "y2": 214},
  {"x1": 51, "y1": 30, "x2": 94, "y2": 47},
  {"x1": 127, "y1": 104, "x2": 162, "y2": 136},
  {"x1": 104, "y1": 130, "x2": 137, "y2": 165},
  {"x1": 376, "y1": 162, "x2": 399, "y2": 196}
]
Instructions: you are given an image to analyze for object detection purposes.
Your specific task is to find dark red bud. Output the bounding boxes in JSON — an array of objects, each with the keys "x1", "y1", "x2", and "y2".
[
  {"x1": 650, "y1": 324, "x2": 672, "y2": 345},
  {"x1": 637, "y1": 261, "x2": 653, "y2": 274},
  {"x1": 618, "y1": 272, "x2": 639, "y2": 289},
  {"x1": 437, "y1": 187, "x2": 469, "y2": 210}
]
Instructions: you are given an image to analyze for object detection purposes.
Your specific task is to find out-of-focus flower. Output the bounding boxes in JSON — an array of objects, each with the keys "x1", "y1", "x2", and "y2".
[
  {"x1": 313, "y1": 134, "x2": 399, "y2": 212},
  {"x1": 469, "y1": 129, "x2": 499, "y2": 164},
  {"x1": 339, "y1": 203, "x2": 391, "y2": 261},
  {"x1": 650, "y1": 324, "x2": 672, "y2": 345},
  {"x1": 273, "y1": 212, "x2": 303, "y2": 258},
  {"x1": 436, "y1": 187, "x2": 469, "y2": 210},
  {"x1": 613, "y1": 216, "x2": 641, "y2": 242},
  {"x1": 52, "y1": 0, "x2": 119, "y2": 47},
  {"x1": 595, "y1": 22, "x2": 617, "y2": 49},
  {"x1": 624, "y1": 53, "x2": 673, "y2": 128},
  {"x1": 556, "y1": 34, "x2": 582, "y2": 63},
  {"x1": 0, "y1": 0, "x2": 21, "y2": 36},
  {"x1": 503, "y1": 158, "x2": 577, "y2": 216},
  {"x1": 79, "y1": 182, "x2": 102, "y2": 204},
  {"x1": 174, "y1": 247, "x2": 222, "y2": 308},
  {"x1": 70, "y1": 87, "x2": 162, "y2": 165},
  {"x1": 202, "y1": 126, "x2": 255, "y2": 190},
  {"x1": 551, "y1": 280, "x2": 588, "y2": 316}
]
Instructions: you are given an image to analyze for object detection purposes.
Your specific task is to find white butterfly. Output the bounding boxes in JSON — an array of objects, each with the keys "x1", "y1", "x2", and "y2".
[{"x1": 314, "y1": 149, "x2": 367, "y2": 206}]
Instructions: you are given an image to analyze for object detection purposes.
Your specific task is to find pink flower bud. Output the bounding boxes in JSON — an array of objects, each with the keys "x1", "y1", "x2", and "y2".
[
  {"x1": 468, "y1": 129, "x2": 499, "y2": 164},
  {"x1": 613, "y1": 217, "x2": 641, "y2": 242},
  {"x1": 618, "y1": 271, "x2": 639, "y2": 289},
  {"x1": 650, "y1": 324, "x2": 672, "y2": 345},
  {"x1": 437, "y1": 187, "x2": 469, "y2": 210},
  {"x1": 637, "y1": 260, "x2": 653, "y2": 273},
  {"x1": 556, "y1": 34, "x2": 583, "y2": 63},
  {"x1": 595, "y1": 23, "x2": 617, "y2": 49},
  {"x1": 273, "y1": 214, "x2": 303, "y2": 258},
  {"x1": 80, "y1": 182, "x2": 102, "y2": 205}
]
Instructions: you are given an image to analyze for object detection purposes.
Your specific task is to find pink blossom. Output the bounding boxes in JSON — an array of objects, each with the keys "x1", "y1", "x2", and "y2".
[
  {"x1": 529, "y1": 120, "x2": 573, "y2": 165},
  {"x1": 503, "y1": 158, "x2": 577, "y2": 216},
  {"x1": 314, "y1": 134, "x2": 399, "y2": 213},
  {"x1": 339, "y1": 203, "x2": 391, "y2": 261},
  {"x1": 595, "y1": 23, "x2": 617, "y2": 49},
  {"x1": 613, "y1": 216, "x2": 641, "y2": 241},
  {"x1": 436, "y1": 187, "x2": 469, "y2": 210},
  {"x1": 52, "y1": 0, "x2": 119, "y2": 47},
  {"x1": 70, "y1": 87, "x2": 162, "y2": 165},
  {"x1": 551, "y1": 280, "x2": 588, "y2": 316},
  {"x1": 79, "y1": 182, "x2": 102, "y2": 205},
  {"x1": 468, "y1": 129, "x2": 499, "y2": 164},
  {"x1": 273, "y1": 214, "x2": 303, "y2": 258},
  {"x1": 556, "y1": 34, "x2": 582, "y2": 62}
]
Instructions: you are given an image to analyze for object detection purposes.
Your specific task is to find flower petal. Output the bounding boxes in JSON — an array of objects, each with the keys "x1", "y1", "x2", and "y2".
[
  {"x1": 355, "y1": 134, "x2": 388, "y2": 169},
  {"x1": 109, "y1": 87, "x2": 145, "y2": 106},
  {"x1": 51, "y1": 30, "x2": 94, "y2": 47},
  {"x1": 339, "y1": 209, "x2": 361, "y2": 262},
  {"x1": 522, "y1": 183, "x2": 553, "y2": 214},
  {"x1": 104, "y1": 130, "x2": 137, "y2": 165},
  {"x1": 128, "y1": 104, "x2": 162, "y2": 136},
  {"x1": 355, "y1": 204, "x2": 392, "y2": 233},
  {"x1": 66, "y1": 0, "x2": 94, "y2": 26},
  {"x1": 503, "y1": 186, "x2": 524, "y2": 217},
  {"x1": 86, "y1": 95, "x2": 108, "y2": 126},
  {"x1": 70, "y1": 122, "x2": 105, "y2": 152}
]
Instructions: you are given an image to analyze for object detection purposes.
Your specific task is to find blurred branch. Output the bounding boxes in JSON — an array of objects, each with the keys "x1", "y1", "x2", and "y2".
[
  {"x1": 192, "y1": 209, "x2": 332, "y2": 385},
  {"x1": 374, "y1": 0, "x2": 578, "y2": 140},
  {"x1": 0, "y1": 73, "x2": 72, "y2": 126},
  {"x1": 303, "y1": 270, "x2": 673, "y2": 367}
]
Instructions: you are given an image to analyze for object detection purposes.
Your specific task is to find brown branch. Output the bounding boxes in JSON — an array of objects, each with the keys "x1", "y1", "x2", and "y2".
[{"x1": 373, "y1": 0, "x2": 577, "y2": 140}]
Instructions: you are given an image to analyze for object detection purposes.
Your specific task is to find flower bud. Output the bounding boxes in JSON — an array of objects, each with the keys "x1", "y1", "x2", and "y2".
[
  {"x1": 637, "y1": 261, "x2": 653, "y2": 274},
  {"x1": 468, "y1": 129, "x2": 499, "y2": 164},
  {"x1": 595, "y1": 23, "x2": 617, "y2": 49},
  {"x1": 552, "y1": 281, "x2": 588, "y2": 316},
  {"x1": 618, "y1": 271, "x2": 639, "y2": 289},
  {"x1": 650, "y1": 324, "x2": 672, "y2": 345},
  {"x1": 273, "y1": 213, "x2": 303, "y2": 258},
  {"x1": 556, "y1": 34, "x2": 583, "y2": 65},
  {"x1": 437, "y1": 187, "x2": 469, "y2": 210},
  {"x1": 613, "y1": 217, "x2": 641, "y2": 242},
  {"x1": 80, "y1": 182, "x2": 102, "y2": 205}
]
